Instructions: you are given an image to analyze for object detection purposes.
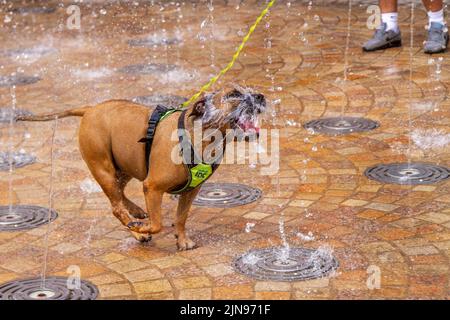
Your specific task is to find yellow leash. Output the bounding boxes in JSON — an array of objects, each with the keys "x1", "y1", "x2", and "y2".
[{"x1": 181, "y1": 0, "x2": 277, "y2": 108}]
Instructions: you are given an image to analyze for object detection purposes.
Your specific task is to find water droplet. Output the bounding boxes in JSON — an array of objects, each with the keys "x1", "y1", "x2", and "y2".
[{"x1": 245, "y1": 222, "x2": 255, "y2": 233}]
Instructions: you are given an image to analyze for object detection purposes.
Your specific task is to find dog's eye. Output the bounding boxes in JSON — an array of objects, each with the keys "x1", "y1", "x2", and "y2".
[
  {"x1": 225, "y1": 89, "x2": 242, "y2": 100},
  {"x1": 253, "y1": 94, "x2": 265, "y2": 105}
]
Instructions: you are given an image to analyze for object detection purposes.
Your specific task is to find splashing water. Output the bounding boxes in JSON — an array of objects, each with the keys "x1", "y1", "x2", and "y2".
[
  {"x1": 277, "y1": 245, "x2": 291, "y2": 263},
  {"x1": 242, "y1": 252, "x2": 262, "y2": 265},
  {"x1": 4, "y1": 45, "x2": 56, "y2": 64},
  {"x1": 245, "y1": 222, "x2": 255, "y2": 233},
  {"x1": 40, "y1": 117, "x2": 58, "y2": 290},
  {"x1": 278, "y1": 215, "x2": 290, "y2": 262},
  {"x1": 297, "y1": 231, "x2": 315, "y2": 242},
  {"x1": 118, "y1": 237, "x2": 139, "y2": 251},
  {"x1": 206, "y1": 0, "x2": 216, "y2": 69},
  {"x1": 341, "y1": 0, "x2": 352, "y2": 116},
  {"x1": 307, "y1": 245, "x2": 335, "y2": 271},
  {"x1": 0, "y1": 151, "x2": 35, "y2": 166},
  {"x1": 407, "y1": 1, "x2": 415, "y2": 166},
  {"x1": 435, "y1": 57, "x2": 443, "y2": 75},
  {"x1": 72, "y1": 68, "x2": 113, "y2": 80},
  {"x1": 84, "y1": 221, "x2": 96, "y2": 249},
  {"x1": 174, "y1": 3, "x2": 183, "y2": 66},
  {"x1": 132, "y1": 31, "x2": 182, "y2": 46},
  {"x1": 411, "y1": 100, "x2": 438, "y2": 112},
  {"x1": 158, "y1": 68, "x2": 200, "y2": 85},
  {"x1": 264, "y1": 5, "x2": 279, "y2": 125},
  {"x1": 80, "y1": 178, "x2": 102, "y2": 193},
  {"x1": 411, "y1": 129, "x2": 450, "y2": 150},
  {"x1": 7, "y1": 85, "x2": 17, "y2": 216}
]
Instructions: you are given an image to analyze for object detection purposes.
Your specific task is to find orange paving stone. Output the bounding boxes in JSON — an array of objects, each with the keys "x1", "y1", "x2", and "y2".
[{"x1": 213, "y1": 285, "x2": 255, "y2": 300}]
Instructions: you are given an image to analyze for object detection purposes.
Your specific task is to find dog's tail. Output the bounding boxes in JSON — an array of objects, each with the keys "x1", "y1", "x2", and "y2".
[{"x1": 16, "y1": 106, "x2": 92, "y2": 122}]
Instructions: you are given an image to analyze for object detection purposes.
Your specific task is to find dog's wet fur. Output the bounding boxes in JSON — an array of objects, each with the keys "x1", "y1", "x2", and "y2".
[{"x1": 17, "y1": 86, "x2": 266, "y2": 250}]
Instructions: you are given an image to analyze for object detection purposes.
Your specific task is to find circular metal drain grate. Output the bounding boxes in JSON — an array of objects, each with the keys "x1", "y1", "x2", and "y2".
[
  {"x1": 0, "y1": 108, "x2": 33, "y2": 123},
  {"x1": 304, "y1": 117, "x2": 379, "y2": 135},
  {"x1": 132, "y1": 94, "x2": 187, "y2": 108},
  {"x1": 128, "y1": 37, "x2": 181, "y2": 47},
  {"x1": 193, "y1": 183, "x2": 262, "y2": 208},
  {"x1": 3, "y1": 47, "x2": 56, "y2": 59},
  {"x1": 0, "y1": 75, "x2": 41, "y2": 87},
  {"x1": 0, "y1": 205, "x2": 58, "y2": 232},
  {"x1": 118, "y1": 63, "x2": 177, "y2": 75},
  {"x1": 233, "y1": 247, "x2": 339, "y2": 282},
  {"x1": 0, "y1": 152, "x2": 36, "y2": 171},
  {"x1": 0, "y1": 277, "x2": 98, "y2": 300},
  {"x1": 365, "y1": 162, "x2": 450, "y2": 185},
  {"x1": 10, "y1": 7, "x2": 56, "y2": 14}
]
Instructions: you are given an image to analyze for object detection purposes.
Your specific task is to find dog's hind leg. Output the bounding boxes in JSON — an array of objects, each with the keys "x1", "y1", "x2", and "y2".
[
  {"x1": 88, "y1": 165, "x2": 131, "y2": 226},
  {"x1": 79, "y1": 142, "x2": 151, "y2": 242},
  {"x1": 127, "y1": 181, "x2": 163, "y2": 235},
  {"x1": 87, "y1": 166, "x2": 151, "y2": 243},
  {"x1": 117, "y1": 172, "x2": 147, "y2": 219},
  {"x1": 174, "y1": 188, "x2": 200, "y2": 251},
  {"x1": 115, "y1": 172, "x2": 151, "y2": 242}
]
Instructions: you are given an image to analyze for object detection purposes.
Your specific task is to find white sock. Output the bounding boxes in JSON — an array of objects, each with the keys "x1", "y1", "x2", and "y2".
[
  {"x1": 428, "y1": 9, "x2": 445, "y2": 27},
  {"x1": 381, "y1": 12, "x2": 399, "y2": 32}
]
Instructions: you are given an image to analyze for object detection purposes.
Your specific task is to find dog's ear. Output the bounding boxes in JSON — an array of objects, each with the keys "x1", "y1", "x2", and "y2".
[{"x1": 189, "y1": 98, "x2": 206, "y2": 118}]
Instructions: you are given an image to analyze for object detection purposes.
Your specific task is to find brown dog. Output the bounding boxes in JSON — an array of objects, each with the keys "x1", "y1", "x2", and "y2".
[{"x1": 17, "y1": 87, "x2": 266, "y2": 250}]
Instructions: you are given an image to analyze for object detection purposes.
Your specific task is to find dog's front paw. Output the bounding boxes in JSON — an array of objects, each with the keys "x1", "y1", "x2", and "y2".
[
  {"x1": 127, "y1": 221, "x2": 144, "y2": 229},
  {"x1": 131, "y1": 231, "x2": 152, "y2": 243},
  {"x1": 127, "y1": 220, "x2": 161, "y2": 234},
  {"x1": 177, "y1": 237, "x2": 198, "y2": 251}
]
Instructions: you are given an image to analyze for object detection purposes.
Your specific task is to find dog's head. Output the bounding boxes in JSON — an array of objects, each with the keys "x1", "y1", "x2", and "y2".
[{"x1": 189, "y1": 85, "x2": 266, "y2": 136}]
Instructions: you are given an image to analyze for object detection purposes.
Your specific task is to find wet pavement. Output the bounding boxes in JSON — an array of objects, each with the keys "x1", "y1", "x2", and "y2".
[{"x1": 0, "y1": 0, "x2": 449, "y2": 299}]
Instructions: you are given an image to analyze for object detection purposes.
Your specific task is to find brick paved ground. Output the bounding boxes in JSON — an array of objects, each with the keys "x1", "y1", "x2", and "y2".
[{"x1": 0, "y1": 0, "x2": 449, "y2": 299}]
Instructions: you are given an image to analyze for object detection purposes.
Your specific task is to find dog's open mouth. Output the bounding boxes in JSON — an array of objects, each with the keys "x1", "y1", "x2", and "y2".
[{"x1": 237, "y1": 118, "x2": 260, "y2": 134}]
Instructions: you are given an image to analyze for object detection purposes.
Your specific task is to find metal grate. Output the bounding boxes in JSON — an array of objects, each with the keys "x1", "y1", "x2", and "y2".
[
  {"x1": 365, "y1": 163, "x2": 450, "y2": 185},
  {"x1": 0, "y1": 205, "x2": 58, "y2": 232},
  {"x1": 304, "y1": 117, "x2": 379, "y2": 135},
  {"x1": 10, "y1": 7, "x2": 56, "y2": 14},
  {"x1": 0, "y1": 75, "x2": 41, "y2": 87},
  {"x1": 193, "y1": 183, "x2": 262, "y2": 208},
  {"x1": 0, "y1": 152, "x2": 36, "y2": 171},
  {"x1": 233, "y1": 247, "x2": 339, "y2": 282},
  {"x1": 3, "y1": 47, "x2": 56, "y2": 59},
  {"x1": 118, "y1": 63, "x2": 177, "y2": 75},
  {"x1": 132, "y1": 94, "x2": 187, "y2": 108},
  {"x1": 128, "y1": 37, "x2": 181, "y2": 47},
  {"x1": 0, "y1": 108, "x2": 33, "y2": 123},
  {"x1": 0, "y1": 277, "x2": 98, "y2": 300}
]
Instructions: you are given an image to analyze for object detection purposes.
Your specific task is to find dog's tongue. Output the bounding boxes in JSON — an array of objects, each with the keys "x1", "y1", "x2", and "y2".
[{"x1": 241, "y1": 120, "x2": 260, "y2": 133}]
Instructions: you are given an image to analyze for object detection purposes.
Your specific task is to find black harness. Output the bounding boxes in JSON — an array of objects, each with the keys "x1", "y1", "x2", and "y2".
[{"x1": 139, "y1": 105, "x2": 222, "y2": 194}]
